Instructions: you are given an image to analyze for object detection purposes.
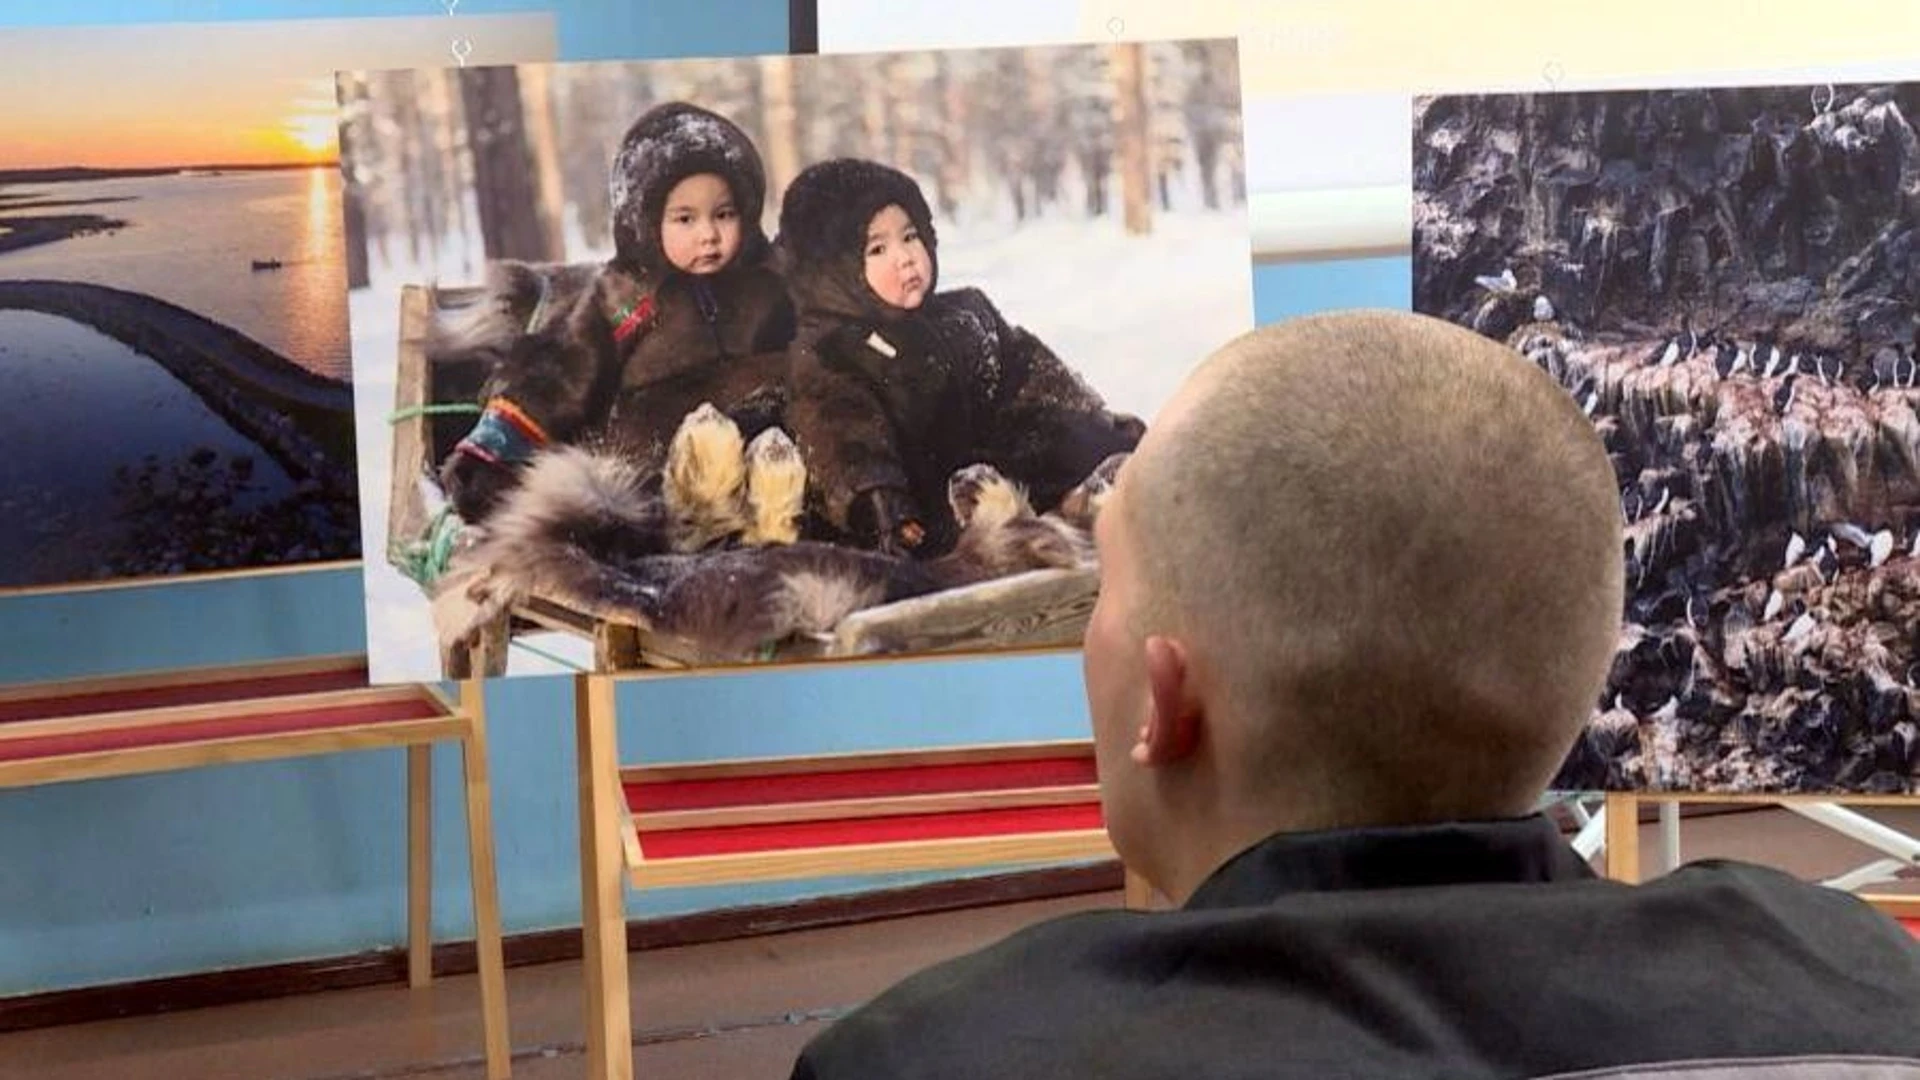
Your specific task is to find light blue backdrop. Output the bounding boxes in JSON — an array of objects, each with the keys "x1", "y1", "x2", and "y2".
[
  {"x1": 0, "y1": 0, "x2": 1413, "y2": 999},
  {"x1": 0, "y1": 0, "x2": 761, "y2": 63}
]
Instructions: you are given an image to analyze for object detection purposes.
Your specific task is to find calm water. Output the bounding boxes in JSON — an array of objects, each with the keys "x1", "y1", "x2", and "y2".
[
  {"x1": 0, "y1": 169, "x2": 350, "y2": 380},
  {"x1": 0, "y1": 310, "x2": 296, "y2": 585}
]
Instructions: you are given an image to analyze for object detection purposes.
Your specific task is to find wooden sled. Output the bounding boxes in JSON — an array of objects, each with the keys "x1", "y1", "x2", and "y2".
[{"x1": 387, "y1": 284, "x2": 1101, "y2": 679}]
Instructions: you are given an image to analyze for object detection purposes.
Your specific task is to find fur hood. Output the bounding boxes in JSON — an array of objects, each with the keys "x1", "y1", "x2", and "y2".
[
  {"x1": 774, "y1": 158, "x2": 939, "y2": 327},
  {"x1": 608, "y1": 102, "x2": 770, "y2": 277}
]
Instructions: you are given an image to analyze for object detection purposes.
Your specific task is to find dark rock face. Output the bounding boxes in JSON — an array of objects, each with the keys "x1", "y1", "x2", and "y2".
[{"x1": 1414, "y1": 84, "x2": 1920, "y2": 794}]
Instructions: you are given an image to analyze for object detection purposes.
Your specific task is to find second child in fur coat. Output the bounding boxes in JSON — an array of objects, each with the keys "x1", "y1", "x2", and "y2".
[
  {"x1": 776, "y1": 158, "x2": 1145, "y2": 556},
  {"x1": 436, "y1": 101, "x2": 796, "y2": 522}
]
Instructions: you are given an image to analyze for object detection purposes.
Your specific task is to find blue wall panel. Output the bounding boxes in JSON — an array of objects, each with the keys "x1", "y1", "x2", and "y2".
[{"x1": 0, "y1": 0, "x2": 1412, "y2": 993}]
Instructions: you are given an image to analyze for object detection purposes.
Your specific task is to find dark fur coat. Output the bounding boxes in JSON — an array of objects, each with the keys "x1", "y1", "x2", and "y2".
[
  {"x1": 775, "y1": 158, "x2": 1144, "y2": 554},
  {"x1": 430, "y1": 102, "x2": 796, "y2": 522}
]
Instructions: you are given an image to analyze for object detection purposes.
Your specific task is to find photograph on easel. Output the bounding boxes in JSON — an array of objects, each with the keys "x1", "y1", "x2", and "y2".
[
  {"x1": 0, "y1": 15, "x2": 556, "y2": 593},
  {"x1": 341, "y1": 39, "x2": 1254, "y2": 684},
  {"x1": 1412, "y1": 82, "x2": 1920, "y2": 795}
]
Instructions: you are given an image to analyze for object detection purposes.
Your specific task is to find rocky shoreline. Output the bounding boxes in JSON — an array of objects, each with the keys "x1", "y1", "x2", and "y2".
[
  {"x1": 0, "y1": 212, "x2": 127, "y2": 255},
  {"x1": 101, "y1": 447, "x2": 359, "y2": 580}
]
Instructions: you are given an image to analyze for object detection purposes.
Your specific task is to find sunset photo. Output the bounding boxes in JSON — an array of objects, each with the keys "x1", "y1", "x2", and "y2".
[{"x1": 0, "y1": 14, "x2": 557, "y2": 591}]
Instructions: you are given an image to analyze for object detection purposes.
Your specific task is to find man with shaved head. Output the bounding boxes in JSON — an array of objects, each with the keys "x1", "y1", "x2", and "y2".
[{"x1": 790, "y1": 310, "x2": 1920, "y2": 1080}]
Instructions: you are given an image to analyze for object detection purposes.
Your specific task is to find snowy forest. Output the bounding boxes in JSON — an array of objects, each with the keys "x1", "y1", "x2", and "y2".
[{"x1": 334, "y1": 39, "x2": 1245, "y2": 282}]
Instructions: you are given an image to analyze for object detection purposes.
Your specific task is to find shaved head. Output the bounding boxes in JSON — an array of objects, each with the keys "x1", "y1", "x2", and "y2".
[{"x1": 1088, "y1": 309, "x2": 1623, "y2": 864}]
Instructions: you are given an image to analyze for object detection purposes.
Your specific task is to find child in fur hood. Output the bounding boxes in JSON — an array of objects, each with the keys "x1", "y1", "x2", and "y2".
[
  {"x1": 777, "y1": 158, "x2": 1145, "y2": 556},
  {"x1": 436, "y1": 101, "x2": 796, "y2": 522}
]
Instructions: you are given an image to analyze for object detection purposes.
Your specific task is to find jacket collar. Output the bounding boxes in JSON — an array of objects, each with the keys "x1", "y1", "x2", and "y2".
[{"x1": 1182, "y1": 813, "x2": 1595, "y2": 911}]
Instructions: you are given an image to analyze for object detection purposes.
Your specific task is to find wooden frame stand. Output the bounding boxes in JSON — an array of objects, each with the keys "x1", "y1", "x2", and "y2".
[
  {"x1": 567, "y1": 670, "x2": 1130, "y2": 1080},
  {"x1": 1602, "y1": 792, "x2": 1920, "y2": 921},
  {"x1": 0, "y1": 655, "x2": 513, "y2": 1079}
]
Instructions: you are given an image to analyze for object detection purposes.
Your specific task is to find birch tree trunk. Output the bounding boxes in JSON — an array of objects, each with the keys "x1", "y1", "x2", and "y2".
[
  {"x1": 760, "y1": 56, "x2": 803, "y2": 212},
  {"x1": 335, "y1": 72, "x2": 372, "y2": 289},
  {"x1": 458, "y1": 66, "x2": 560, "y2": 262},
  {"x1": 1111, "y1": 43, "x2": 1153, "y2": 236},
  {"x1": 518, "y1": 64, "x2": 569, "y2": 260}
]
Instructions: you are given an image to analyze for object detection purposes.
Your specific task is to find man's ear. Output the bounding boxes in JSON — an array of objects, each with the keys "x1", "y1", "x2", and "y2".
[{"x1": 1133, "y1": 634, "x2": 1202, "y2": 766}]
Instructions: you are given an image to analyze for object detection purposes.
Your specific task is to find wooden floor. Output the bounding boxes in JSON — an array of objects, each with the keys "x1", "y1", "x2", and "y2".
[{"x1": 7, "y1": 805, "x2": 1918, "y2": 1080}]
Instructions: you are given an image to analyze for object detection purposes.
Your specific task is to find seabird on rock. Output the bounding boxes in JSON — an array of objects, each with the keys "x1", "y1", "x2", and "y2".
[
  {"x1": 1772, "y1": 372, "x2": 1799, "y2": 416},
  {"x1": 1761, "y1": 345, "x2": 1784, "y2": 379},
  {"x1": 1785, "y1": 530, "x2": 1808, "y2": 567},
  {"x1": 1832, "y1": 521, "x2": 1873, "y2": 550},
  {"x1": 1812, "y1": 541, "x2": 1840, "y2": 584},
  {"x1": 1763, "y1": 587, "x2": 1786, "y2": 621},
  {"x1": 1870, "y1": 528, "x2": 1895, "y2": 568},
  {"x1": 1650, "y1": 487, "x2": 1671, "y2": 517},
  {"x1": 1733, "y1": 342, "x2": 1753, "y2": 374},
  {"x1": 1910, "y1": 530, "x2": 1920, "y2": 560},
  {"x1": 1784, "y1": 611, "x2": 1817, "y2": 643},
  {"x1": 1656, "y1": 338, "x2": 1681, "y2": 367},
  {"x1": 1713, "y1": 341, "x2": 1739, "y2": 379},
  {"x1": 1620, "y1": 487, "x2": 1644, "y2": 522},
  {"x1": 1815, "y1": 355, "x2": 1834, "y2": 388},
  {"x1": 1533, "y1": 295, "x2": 1555, "y2": 321},
  {"x1": 1475, "y1": 268, "x2": 1519, "y2": 294}
]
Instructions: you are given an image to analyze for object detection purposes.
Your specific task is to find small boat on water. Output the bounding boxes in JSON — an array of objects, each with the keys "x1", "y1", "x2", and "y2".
[{"x1": 251, "y1": 259, "x2": 283, "y2": 271}]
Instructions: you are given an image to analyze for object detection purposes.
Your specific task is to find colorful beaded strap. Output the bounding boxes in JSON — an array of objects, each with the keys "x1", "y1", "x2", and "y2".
[
  {"x1": 612, "y1": 294, "x2": 657, "y2": 345},
  {"x1": 454, "y1": 396, "x2": 550, "y2": 467}
]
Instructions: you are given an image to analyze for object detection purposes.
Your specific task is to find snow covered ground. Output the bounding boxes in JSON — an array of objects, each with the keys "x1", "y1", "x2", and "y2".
[{"x1": 349, "y1": 196, "x2": 1254, "y2": 684}]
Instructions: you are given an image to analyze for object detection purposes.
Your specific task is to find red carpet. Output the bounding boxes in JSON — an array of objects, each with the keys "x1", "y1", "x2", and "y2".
[
  {"x1": 0, "y1": 667, "x2": 370, "y2": 724},
  {"x1": 628, "y1": 755, "x2": 1095, "y2": 811},
  {"x1": 638, "y1": 803, "x2": 1105, "y2": 859},
  {"x1": 629, "y1": 749, "x2": 1107, "y2": 860},
  {"x1": 0, "y1": 699, "x2": 442, "y2": 761}
]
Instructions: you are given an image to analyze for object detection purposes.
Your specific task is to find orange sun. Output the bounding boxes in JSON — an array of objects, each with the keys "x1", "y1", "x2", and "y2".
[
  {"x1": 277, "y1": 77, "x2": 341, "y2": 161},
  {"x1": 284, "y1": 112, "x2": 338, "y2": 156}
]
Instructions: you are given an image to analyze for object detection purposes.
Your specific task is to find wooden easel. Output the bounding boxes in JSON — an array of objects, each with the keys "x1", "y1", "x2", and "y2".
[
  {"x1": 0, "y1": 655, "x2": 513, "y2": 1079},
  {"x1": 566, "y1": 669, "x2": 1137, "y2": 1080},
  {"x1": 1602, "y1": 791, "x2": 1920, "y2": 920}
]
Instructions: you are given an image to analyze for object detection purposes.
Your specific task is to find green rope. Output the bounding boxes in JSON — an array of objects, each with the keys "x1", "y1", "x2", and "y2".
[
  {"x1": 387, "y1": 402, "x2": 484, "y2": 425},
  {"x1": 395, "y1": 503, "x2": 466, "y2": 587},
  {"x1": 387, "y1": 401, "x2": 485, "y2": 586}
]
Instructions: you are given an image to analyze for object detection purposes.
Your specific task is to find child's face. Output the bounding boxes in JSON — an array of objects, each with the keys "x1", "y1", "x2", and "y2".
[
  {"x1": 659, "y1": 173, "x2": 742, "y2": 275},
  {"x1": 863, "y1": 204, "x2": 931, "y2": 309}
]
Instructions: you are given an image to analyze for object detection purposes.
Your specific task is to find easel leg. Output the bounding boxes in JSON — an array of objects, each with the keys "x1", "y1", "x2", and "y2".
[
  {"x1": 1604, "y1": 792, "x2": 1641, "y2": 883},
  {"x1": 407, "y1": 743, "x2": 433, "y2": 988},
  {"x1": 460, "y1": 681, "x2": 514, "y2": 1080},
  {"x1": 1656, "y1": 800, "x2": 1682, "y2": 874},
  {"x1": 576, "y1": 673, "x2": 633, "y2": 1080}
]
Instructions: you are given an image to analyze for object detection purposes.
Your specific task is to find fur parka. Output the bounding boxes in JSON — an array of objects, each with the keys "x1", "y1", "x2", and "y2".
[
  {"x1": 774, "y1": 158, "x2": 1144, "y2": 554},
  {"x1": 430, "y1": 102, "x2": 796, "y2": 522}
]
